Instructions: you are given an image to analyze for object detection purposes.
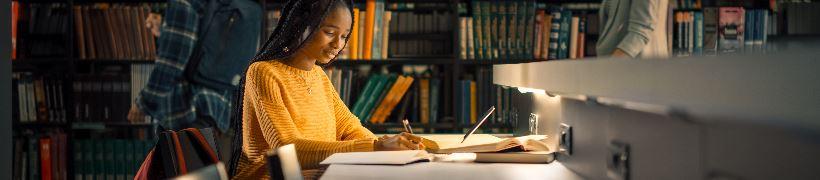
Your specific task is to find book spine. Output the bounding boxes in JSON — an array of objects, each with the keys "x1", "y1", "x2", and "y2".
[
  {"x1": 569, "y1": 16, "x2": 579, "y2": 59},
  {"x1": 558, "y1": 10, "x2": 571, "y2": 59},
  {"x1": 467, "y1": 17, "x2": 475, "y2": 60},
  {"x1": 548, "y1": 9, "x2": 561, "y2": 60},
  {"x1": 523, "y1": 1, "x2": 535, "y2": 59},
  {"x1": 703, "y1": 7, "x2": 718, "y2": 56},
  {"x1": 472, "y1": 1, "x2": 484, "y2": 59},
  {"x1": 695, "y1": 11, "x2": 703, "y2": 56}
]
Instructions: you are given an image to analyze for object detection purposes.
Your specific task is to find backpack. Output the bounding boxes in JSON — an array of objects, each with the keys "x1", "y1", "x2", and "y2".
[{"x1": 184, "y1": 0, "x2": 262, "y2": 91}]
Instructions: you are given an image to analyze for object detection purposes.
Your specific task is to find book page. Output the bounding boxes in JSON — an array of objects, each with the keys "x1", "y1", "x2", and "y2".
[
  {"x1": 320, "y1": 150, "x2": 431, "y2": 165},
  {"x1": 420, "y1": 134, "x2": 503, "y2": 152},
  {"x1": 422, "y1": 134, "x2": 549, "y2": 153}
]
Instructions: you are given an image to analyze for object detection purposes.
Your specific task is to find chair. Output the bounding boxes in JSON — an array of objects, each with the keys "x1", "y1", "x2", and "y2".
[
  {"x1": 267, "y1": 144, "x2": 303, "y2": 180},
  {"x1": 172, "y1": 162, "x2": 229, "y2": 180}
]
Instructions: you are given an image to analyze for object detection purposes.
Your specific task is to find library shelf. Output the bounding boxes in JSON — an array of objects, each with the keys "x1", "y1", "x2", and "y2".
[{"x1": 72, "y1": 122, "x2": 156, "y2": 130}]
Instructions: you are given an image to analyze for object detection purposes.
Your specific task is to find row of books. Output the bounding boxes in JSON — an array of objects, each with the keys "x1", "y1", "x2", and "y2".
[
  {"x1": 457, "y1": 68, "x2": 518, "y2": 125},
  {"x1": 130, "y1": 64, "x2": 154, "y2": 123},
  {"x1": 73, "y1": 4, "x2": 159, "y2": 60},
  {"x1": 457, "y1": 80, "x2": 522, "y2": 128},
  {"x1": 13, "y1": 72, "x2": 68, "y2": 124},
  {"x1": 460, "y1": 1, "x2": 598, "y2": 60},
  {"x1": 540, "y1": 8, "x2": 592, "y2": 60},
  {"x1": 782, "y1": 2, "x2": 820, "y2": 35},
  {"x1": 13, "y1": 130, "x2": 69, "y2": 180},
  {"x1": 72, "y1": 74, "x2": 132, "y2": 123},
  {"x1": 16, "y1": 3, "x2": 71, "y2": 58},
  {"x1": 337, "y1": 1, "x2": 455, "y2": 60},
  {"x1": 327, "y1": 66, "x2": 444, "y2": 125},
  {"x1": 385, "y1": 9, "x2": 454, "y2": 58},
  {"x1": 676, "y1": 0, "x2": 703, "y2": 9},
  {"x1": 327, "y1": 66, "x2": 524, "y2": 128},
  {"x1": 464, "y1": 0, "x2": 537, "y2": 60},
  {"x1": 325, "y1": 68, "x2": 355, "y2": 106},
  {"x1": 73, "y1": 139, "x2": 155, "y2": 180},
  {"x1": 673, "y1": 7, "x2": 771, "y2": 56},
  {"x1": 340, "y1": 0, "x2": 391, "y2": 60},
  {"x1": 742, "y1": 9, "x2": 770, "y2": 52}
]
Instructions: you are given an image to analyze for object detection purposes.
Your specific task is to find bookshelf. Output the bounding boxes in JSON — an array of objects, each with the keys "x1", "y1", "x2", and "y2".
[{"x1": 13, "y1": 0, "x2": 812, "y2": 179}]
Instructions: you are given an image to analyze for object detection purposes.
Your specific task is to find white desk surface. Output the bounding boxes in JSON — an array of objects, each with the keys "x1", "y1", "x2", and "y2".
[{"x1": 319, "y1": 159, "x2": 582, "y2": 180}]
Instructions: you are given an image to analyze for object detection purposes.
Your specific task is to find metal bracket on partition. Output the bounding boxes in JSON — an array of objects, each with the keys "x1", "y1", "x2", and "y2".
[
  {"x1": 558, "y1": 123, "x2": 573, "y2": 156},
  {"x1": 607, "y1": 140, "x2": 631, "y2": 180},
  {"x1": 528, "y1": 113, "x2": 539, "y2": 135}
]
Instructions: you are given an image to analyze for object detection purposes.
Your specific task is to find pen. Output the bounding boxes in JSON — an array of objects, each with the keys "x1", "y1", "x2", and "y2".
[
  {"x1": 402, "y1": 119, "x2": 414, "y2": 134},
  {"x1": 461, "y1": 106, "x2": 495, "y2": 143}
]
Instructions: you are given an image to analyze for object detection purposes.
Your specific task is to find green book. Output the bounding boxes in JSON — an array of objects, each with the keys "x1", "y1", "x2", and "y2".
[
  {"x1": 74, "y1": 140, "x2": 84, "y2": 180},
  {"x1": 558, "y1": 10, "x2": 572, "y2": 59},
  {"x1": 371, "y1": 0, "x2": 384, "y2": 59},
  {"x1": 481, "y1": 1, "x2": 493, "y2": 60},
  {"x1": 95, "y1": 141, "x2": 104, "y2": 180},
  {"x1": 362, "y1": 74, "x2": 397, "y2": 123},
  {"x1": 83, "y1": 140, "x2": 93, "y2": 180},
  {"x1": 429, "y1": 78, "x2": 441, "y2": 124},
  {"x1": 355, "y1": 75, "x2": 386, "y2": 117},
  {"x1": 29, "y1": 137, "x2": 38, "y2": 180},
  {"x1": 499, "y1": 1, "x2": 510, "y2": 60},
  {"x1": 488, "y1": 2, "x2": 496, "y2": 59},
  {"x1": 114, "y1": 140, "x2": 125, "y2": 180},
  {"x1": 105, "y1": 140, "x2": 115, "y2": 180},
  {"x1": 523, "y1": 0, "x2": 536, "y2": 59},
  {"x1": 125, "y1": 140, "x2": 135, "y2": 180},
  {"x1": 351, "y1": 75, "x2": 380, "y2": 119},
  {"x1": 471, "y1": 0, "x2": 484, "y2": 59}
]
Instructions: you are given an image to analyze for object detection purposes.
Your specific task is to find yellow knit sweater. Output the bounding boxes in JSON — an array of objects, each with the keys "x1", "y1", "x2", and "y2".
[{"x1": 233, "y1": 61, "x2": 377, "y2": 179}]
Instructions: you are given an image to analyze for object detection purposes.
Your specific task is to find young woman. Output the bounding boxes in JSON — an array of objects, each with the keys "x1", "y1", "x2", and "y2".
[
  {"x1": 596, "y1": 0, "x2": 669, "y2": 58},
  {"x1": 229, "y1": 0, "x2": 422, "y2": 178}
]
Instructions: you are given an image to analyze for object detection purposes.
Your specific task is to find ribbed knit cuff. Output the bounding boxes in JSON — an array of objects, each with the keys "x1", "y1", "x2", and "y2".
[
  {"x1": 352, "y1": 139, "x2": 375, "y2": 152},
  {"x1": 616, "y1": 32, "x2": 649, "y2": 58}
]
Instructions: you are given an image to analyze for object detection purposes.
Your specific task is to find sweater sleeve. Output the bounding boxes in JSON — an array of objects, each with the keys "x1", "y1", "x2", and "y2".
[
  {"x1": 616, "y1": 0, "x2": 660, "y2": 57},
  {"x1": 248, "y1": 66, "x2": 375, "y2": 169},
  {"x1": 327, "y1": 83, "x2": 378, "y2": 141}
]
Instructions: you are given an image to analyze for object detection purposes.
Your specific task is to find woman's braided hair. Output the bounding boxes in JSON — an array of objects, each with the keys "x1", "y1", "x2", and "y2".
[{"x1": 227, "y1": 0, "x2": 353, "y2": 176}]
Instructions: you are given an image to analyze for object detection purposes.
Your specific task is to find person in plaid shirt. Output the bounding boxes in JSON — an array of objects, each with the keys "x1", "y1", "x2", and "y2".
[{"x1": 128, "y1": 0, "x2": 240, "y2": 161}]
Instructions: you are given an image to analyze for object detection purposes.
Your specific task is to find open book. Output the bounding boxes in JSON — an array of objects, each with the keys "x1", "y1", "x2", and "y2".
[
  {"x1": 320, "y1": 150, "x2": 432, "y2": 165},
  {"x1": 421, "y1": 134, "x2": 550, "y2": 154}
]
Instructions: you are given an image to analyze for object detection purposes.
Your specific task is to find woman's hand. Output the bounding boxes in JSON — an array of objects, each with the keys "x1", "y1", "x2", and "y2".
[{"x1": 374, "y1": 132, "x2": 424, "y2": 151}]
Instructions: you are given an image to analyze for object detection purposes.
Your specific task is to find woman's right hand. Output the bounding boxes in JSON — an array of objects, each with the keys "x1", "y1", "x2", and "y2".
[{"x1": 374, "y1": 133, "x2": 422, "y2": 151}]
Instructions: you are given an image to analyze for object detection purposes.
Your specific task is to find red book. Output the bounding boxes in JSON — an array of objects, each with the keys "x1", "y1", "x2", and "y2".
[
  {"x1": 40, "y1": 138, "x2": 52, "y2": 180},
  {"x1": 12, "y1": 1, "x2": 19, "y2": 60}
]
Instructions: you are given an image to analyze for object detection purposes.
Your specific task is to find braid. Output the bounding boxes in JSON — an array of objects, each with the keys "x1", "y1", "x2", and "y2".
[{"x1": 227, "y1": 0, "x2": 353, "y2": 176}]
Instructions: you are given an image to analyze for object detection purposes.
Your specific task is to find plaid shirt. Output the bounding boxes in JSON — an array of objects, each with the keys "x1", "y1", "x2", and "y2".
[{"x1": 136, "y1": 0, "x2": 233, "y2": 132}]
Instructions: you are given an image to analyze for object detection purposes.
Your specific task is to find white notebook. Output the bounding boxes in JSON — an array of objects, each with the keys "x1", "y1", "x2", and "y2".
[{"x1": 320, "y1": 150, "x2": 432, "y2": 165}]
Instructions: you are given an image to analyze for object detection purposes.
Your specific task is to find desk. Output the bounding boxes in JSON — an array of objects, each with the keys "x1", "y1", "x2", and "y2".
[{"x1": 319, "y1": 159, "x2": 582, "y2": 180}]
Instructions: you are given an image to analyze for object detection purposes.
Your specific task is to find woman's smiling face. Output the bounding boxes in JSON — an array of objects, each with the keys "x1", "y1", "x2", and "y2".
[{"x1": 296, "y1": 6, "x2": 352, "y2": 64}]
